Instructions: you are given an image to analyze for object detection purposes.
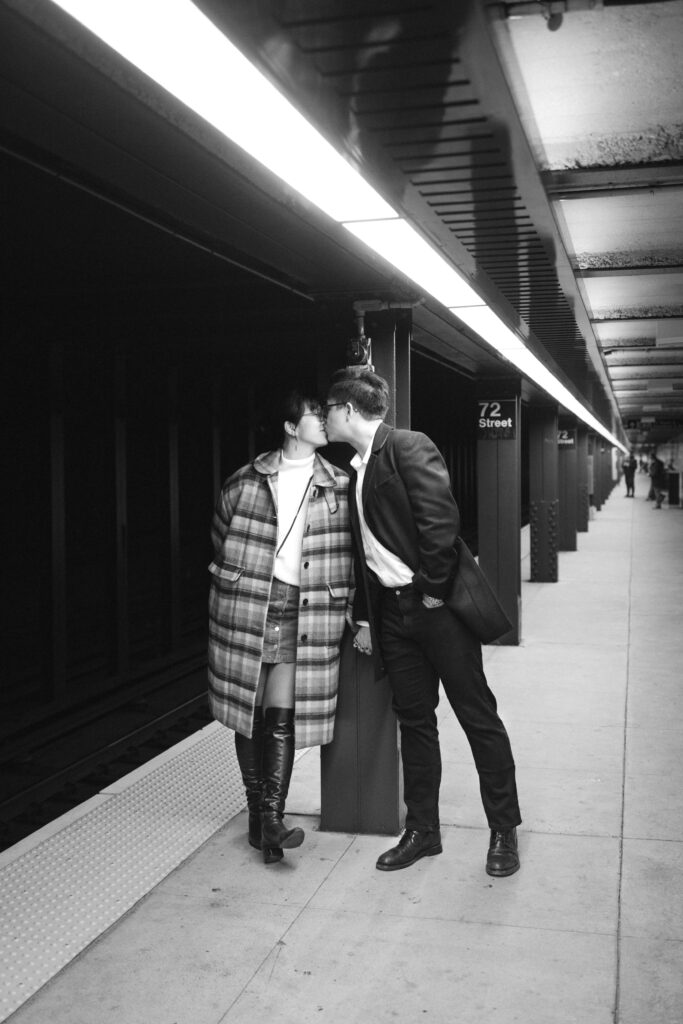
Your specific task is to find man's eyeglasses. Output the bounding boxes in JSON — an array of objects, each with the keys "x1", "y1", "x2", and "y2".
[{"x1": 323, "y1": 402, "x2": 345, "y2": 416}]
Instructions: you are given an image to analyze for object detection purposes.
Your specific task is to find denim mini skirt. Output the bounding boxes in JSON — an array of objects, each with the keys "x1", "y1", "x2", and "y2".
[{"x1": 261, "y1": 577, "x2": 299, "y2": 664}]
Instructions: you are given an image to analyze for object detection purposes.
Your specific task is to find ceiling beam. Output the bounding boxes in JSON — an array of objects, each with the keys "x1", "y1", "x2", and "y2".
[
  {"x1": 593, "y1": 316, "x2": 683, "y2": 326},
  {"x1": 542, "y1": 164, "x2": 683, "y2": 198},
  {"x1": 579, "y1": 266, "x2": 683, "y2": 279}
]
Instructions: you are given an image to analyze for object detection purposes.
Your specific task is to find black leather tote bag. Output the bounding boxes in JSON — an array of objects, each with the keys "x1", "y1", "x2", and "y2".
[{"x1": 445, "y1": 538, "x2": 512, "y2": 644}]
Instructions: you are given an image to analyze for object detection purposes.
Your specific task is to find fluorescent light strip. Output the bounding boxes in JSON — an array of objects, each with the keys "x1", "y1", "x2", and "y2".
[
  {"x1": 48, "y1": 0, "x2": 625, "y2": 450},
  {"x1": 48, "y1": 0, "x2": 395, "y2": 223},
  {"x1": 508, "y1": 354, "x2": 625, "y2": 450},
  {"x1": 340, "y1": 232, "x2": 623, "y2": 447},
  {"x1": 345, "y1": 220, "x2": 485, "y2": 308},
  {"x1": 450, "y1": 308, "x2": 626, "y2": 450},
  {"x1": 452, "y1": 305, "x2": 528, "y2": 352}
]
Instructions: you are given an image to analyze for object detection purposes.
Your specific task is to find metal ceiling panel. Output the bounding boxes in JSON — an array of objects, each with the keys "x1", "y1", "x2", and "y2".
[
  {"x1": 594, "y1": 318, "x2": 683, "y2": 346},
  {"x1": 555, "y1": 190, "x2": 683, "y2": 269},
  {"x1": 490, "y1": 2, "x2": 683, "y2": 171},
  {"x1": 580, "y1": 272, "x2": 683, "y2": 319}
]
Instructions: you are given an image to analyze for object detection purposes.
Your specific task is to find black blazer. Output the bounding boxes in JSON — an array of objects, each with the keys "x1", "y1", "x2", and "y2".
[{"x1": 350, "y1": 422, "x2": 461, "y2": 625}]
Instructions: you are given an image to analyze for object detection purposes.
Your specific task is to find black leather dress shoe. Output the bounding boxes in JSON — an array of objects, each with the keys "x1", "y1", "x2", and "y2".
[
  {"x1": 376, "y1": 829, "x2": 443, "y2": 871},
  {"x1": 486, "y1": 827, "x2": 520, "y2": 877}
]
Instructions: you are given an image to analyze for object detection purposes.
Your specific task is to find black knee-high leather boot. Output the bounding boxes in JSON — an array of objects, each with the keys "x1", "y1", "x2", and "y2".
[
  {"x1": 234, "y1": 708, "x2": 283, "y2": 864},
  {"x1": 261, "y1": 706, "x2": 305, "y2": 852}
]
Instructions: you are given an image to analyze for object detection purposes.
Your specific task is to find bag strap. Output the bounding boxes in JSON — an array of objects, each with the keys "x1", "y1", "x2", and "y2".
[{"x1": 276, "y1": 476, "x2": 313, "y2": 557}]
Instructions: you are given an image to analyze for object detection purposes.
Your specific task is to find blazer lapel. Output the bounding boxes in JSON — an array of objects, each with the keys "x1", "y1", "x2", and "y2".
[
  {"x1": 347, "y1": 466, "x2": 367, "y2": 579},
  {"x1": 349, "y1": 464, "x2": 359, "y2": 520},
  {"x1": 362, "y1": 422, "x2": 391, "y2": 507}
]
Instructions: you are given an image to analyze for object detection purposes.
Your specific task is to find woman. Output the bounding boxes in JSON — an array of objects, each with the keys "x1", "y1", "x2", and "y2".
[{"x1": 208, "y1": 391, "x2": 353, "y2": 863}]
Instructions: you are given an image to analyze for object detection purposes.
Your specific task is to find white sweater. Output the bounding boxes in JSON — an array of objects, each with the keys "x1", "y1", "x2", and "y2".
[{"x1": 273, "y1": 452, "x2": 315, "y2": 586}]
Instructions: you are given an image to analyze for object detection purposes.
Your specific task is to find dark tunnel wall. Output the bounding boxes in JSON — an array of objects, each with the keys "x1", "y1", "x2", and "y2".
[
  {"x1": 2, "y1": 315, "x2": 491, "y2": 733},
  {"x1": 1, "y1": 289, "x2": 328, "y2": 729},
  {"x1": 1, "y1": 149, "x2": 487, "y2": 739}
]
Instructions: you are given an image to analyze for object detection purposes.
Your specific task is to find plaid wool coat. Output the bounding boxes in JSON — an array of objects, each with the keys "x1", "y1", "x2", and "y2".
[{"x1": 208, "y1": 449, "x2": 354, "y2": 748}]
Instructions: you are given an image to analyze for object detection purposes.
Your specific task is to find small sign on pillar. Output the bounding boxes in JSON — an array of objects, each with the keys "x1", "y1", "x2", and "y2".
[{"x1": 477, "y1": 400, "x2": 517, "y2": 440}]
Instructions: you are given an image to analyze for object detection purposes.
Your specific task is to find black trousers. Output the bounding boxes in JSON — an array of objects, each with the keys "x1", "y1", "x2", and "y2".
[{"x1": 377, "y1": 585, "x2": 521, "y2": 832}]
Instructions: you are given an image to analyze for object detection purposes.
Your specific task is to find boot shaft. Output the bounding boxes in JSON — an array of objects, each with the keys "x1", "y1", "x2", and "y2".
[
  {"x1": 234, "y1": 705, "x2": 265, "y2": 812},
  {"x1": 262, "y1": 706, "x2": 296, "y2": 812},
  {"x1": 261, "y1": 706, "x2": 304, "y2": 849}
]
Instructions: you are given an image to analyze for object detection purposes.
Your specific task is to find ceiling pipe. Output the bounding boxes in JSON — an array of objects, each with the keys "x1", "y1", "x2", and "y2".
[
  {"x1": 498, "y1": 0, "x2": 600, "y2": 16},
  {"x1": 498, "y1": 0, "x2": 679, "y2": 20},
  {"x1": 347, "y1": 299, "x2": 417, "y2": 369}
]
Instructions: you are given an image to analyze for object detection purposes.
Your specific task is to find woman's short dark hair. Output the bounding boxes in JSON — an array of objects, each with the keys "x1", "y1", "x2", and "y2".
[
  {"x1": 281, "y1": 389, "x2": 320, "y2": 427},
  {"x1": 255, "y1": 389, "x2": 321, "y2": 449},
  {"x1": 327, "y1": 367, "x2": 389, "y2": 419}
]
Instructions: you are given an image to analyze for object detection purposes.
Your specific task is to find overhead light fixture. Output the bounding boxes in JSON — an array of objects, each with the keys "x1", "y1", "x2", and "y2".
[
  {"x1": 47, "y1": 0, "x2": 395, "y2": 223},
  {"x1": 345, "y1": 219, "x2": 485, "y2": 308},
  {"x1": 452, "y1": 308, "x2": 626, "y2": 450},
  {"x1": 47, "y1": 0, "x2": 625, "y2": 451},
  {"x1": 451, "y1": 306, "x2": 528, "y2": 353}
]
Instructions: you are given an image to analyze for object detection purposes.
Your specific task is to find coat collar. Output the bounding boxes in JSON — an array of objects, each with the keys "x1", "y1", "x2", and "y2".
[
  {"x1": 371, "y1": 421, "x2": 392, "y2": 454},
  {"x1": 253, "y1": 449, "x2": 339, "y2": 490}
]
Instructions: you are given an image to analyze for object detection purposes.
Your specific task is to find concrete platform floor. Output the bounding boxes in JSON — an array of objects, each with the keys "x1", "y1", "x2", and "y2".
[{"x1": 6, "y1": 486, "x2": 683, "y2": 1023}]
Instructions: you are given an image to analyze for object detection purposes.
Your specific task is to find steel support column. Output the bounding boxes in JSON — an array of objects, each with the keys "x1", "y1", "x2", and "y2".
[
  {"x1": 589, "y1": 435, "x2": 601, "y2": 511},
  {"x1": 528, "y1": 405, "x2": 559, "y2": 582},
  {"x1": 577, "y1": 428, "x2": 589, "y2": 532},
  {"x1": 596, "y1": 443, "x2": 608, "y2": 506}
]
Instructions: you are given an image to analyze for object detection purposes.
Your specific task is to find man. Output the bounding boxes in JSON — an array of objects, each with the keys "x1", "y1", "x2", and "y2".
[
  {"x1": 324, "y1": 368, "x2": 521, "y2": 876},
  {"x1": 649, "y1": 452, "x2": 667, "y2": 509},
  {"x1": 622, "y1": 452, "x2": 637, "y2": 497}
]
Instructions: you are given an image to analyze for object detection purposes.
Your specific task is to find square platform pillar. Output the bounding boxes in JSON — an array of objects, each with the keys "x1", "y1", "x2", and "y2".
[
  {"x1": 476, "y1": 380, "x2": 521, "y2": 645},
  {"x1": 558, "y1": 420, "x2": 578, "y2": 551},
  {"x1": 528, "y1": 404, "x2": 559, "y2": 582},
  {"x1": 577, "y1": 428, "x2": 589, "y2": 532},
  {"x1": 320, "y1": 309, "x2": 409, "y2": 835}
]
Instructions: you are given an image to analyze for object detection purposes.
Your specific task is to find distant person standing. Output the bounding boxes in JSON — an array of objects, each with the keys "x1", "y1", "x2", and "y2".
[
  {"x1": 622, "y1": 453, "x2": 637, "y2": 497},
  {"x1": 649, "y1": 452, "x2": 667, "y2": 509}
]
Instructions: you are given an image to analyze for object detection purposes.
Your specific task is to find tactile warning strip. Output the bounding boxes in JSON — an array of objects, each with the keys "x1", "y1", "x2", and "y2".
[{"x1": 0, "y1": 723, "x2": 245, "y2": 1022}]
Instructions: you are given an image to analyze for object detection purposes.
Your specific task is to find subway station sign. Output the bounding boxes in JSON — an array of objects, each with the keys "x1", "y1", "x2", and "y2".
[
  {"x1": 558, "y1": 429, "x2": 576, "y2": 448},
  {"x1": 477, "y1": 400, "x2": 516, "y2": 440}
]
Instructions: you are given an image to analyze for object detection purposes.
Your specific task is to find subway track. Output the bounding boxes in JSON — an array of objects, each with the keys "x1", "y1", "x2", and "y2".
[{"x1": 0, "y1": 671, "x2": 213, "y2": 853}]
